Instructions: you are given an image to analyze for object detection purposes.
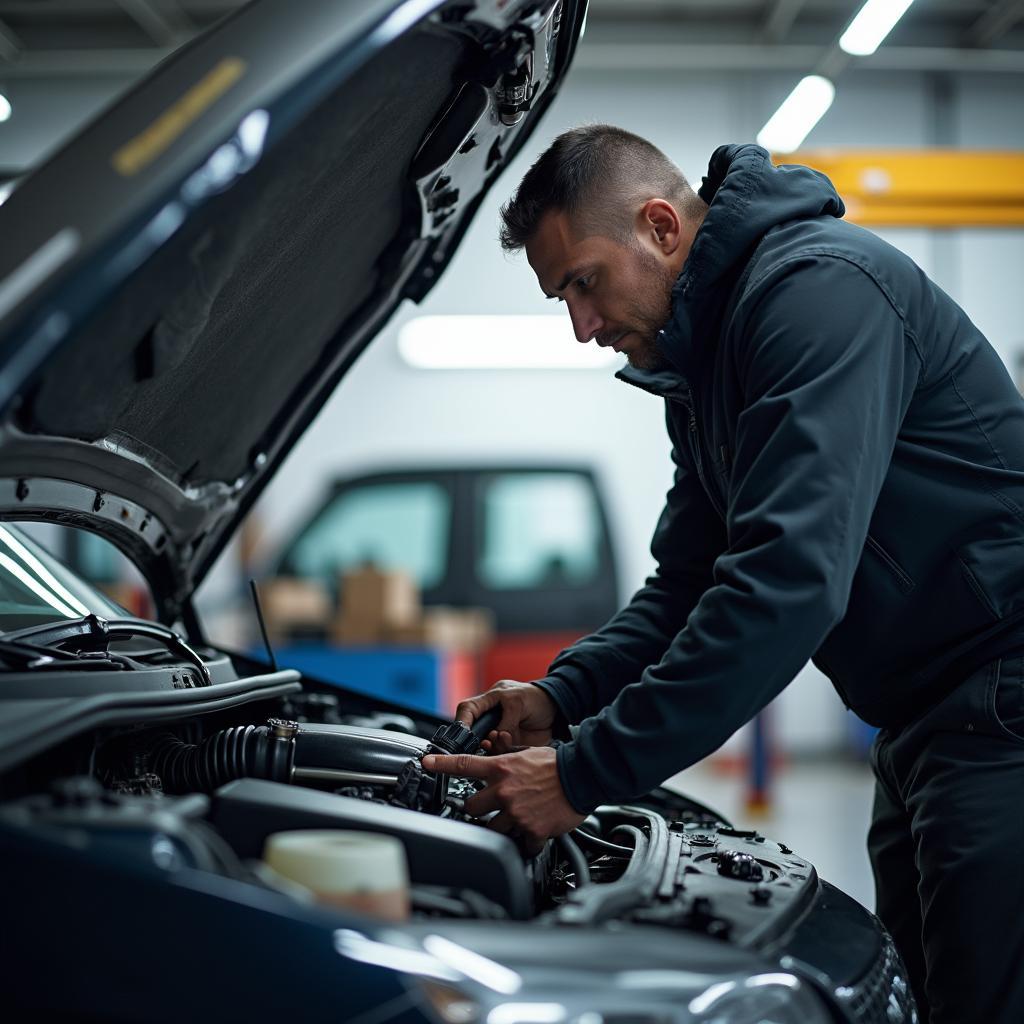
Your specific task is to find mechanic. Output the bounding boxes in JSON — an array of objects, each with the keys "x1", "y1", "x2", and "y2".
[{"x1": 421, "y1": 125, "x2": 1024, "y2": 1024}]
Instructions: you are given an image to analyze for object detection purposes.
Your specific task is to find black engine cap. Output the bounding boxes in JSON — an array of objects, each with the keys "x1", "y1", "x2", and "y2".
[
  {"x1": 717, "y1": 850, "x2": 765, "y2": 881},
  {"x1": 430, "y1": 720, "x2": 481, "y2": 756}
]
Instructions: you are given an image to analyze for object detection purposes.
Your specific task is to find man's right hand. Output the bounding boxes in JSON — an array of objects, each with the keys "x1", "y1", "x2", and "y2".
[{"x1": 455, "y1": 679, "x2": 558, "y2": 753}]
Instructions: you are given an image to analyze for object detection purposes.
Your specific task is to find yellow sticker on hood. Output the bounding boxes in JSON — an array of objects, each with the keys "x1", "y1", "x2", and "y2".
[{"x1": 113, "y1": 57, "x2": 247, "y2": 177}]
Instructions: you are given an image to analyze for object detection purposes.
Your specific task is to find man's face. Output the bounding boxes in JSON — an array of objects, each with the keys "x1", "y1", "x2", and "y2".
[{"x1": 525, "y1": 209, "x2": 678, "y2": 371}]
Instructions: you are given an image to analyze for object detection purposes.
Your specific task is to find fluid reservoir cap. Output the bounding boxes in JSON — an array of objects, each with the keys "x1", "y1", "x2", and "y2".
[{"x1": 263, "y1": 830, "x2": 410, "y2": 921}]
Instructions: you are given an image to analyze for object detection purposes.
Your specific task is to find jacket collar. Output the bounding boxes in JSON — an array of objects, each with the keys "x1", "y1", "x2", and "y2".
[
  {"x1": 614, "y1": 363, "x2": 691, "y2": 404},
  {"x1": 644, "y1": 143, "x2": 845, "y2": 379}
]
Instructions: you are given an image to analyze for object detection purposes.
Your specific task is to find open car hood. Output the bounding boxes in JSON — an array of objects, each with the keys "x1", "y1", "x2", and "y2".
[{"x1": 0, "y1": 0, "x2": 586, "y2": 621}]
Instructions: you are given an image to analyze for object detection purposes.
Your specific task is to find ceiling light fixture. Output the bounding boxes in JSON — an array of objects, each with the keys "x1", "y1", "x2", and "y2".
[
  {"x1": 839, "y1": 0, "x2": 917, "y2": 57},
  {"x1": 398, "y1": 315, "x2": 621, "y2": 370},
  {"x1": 0, "y1": 92, "x2": 11, "y2": 122},
  {"x1": 756, "y1": 75, "x2": 835, "y2": 154}
]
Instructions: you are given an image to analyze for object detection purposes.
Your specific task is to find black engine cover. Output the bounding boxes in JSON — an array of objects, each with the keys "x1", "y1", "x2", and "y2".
[{"x1": 210, "y1": 778, "x2": 532, "y2": 918}]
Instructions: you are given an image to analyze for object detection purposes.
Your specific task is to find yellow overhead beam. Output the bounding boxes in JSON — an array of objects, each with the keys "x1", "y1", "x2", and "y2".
[{"x1": 773, "y1": 150, "x2": 1024, "y2": 227}]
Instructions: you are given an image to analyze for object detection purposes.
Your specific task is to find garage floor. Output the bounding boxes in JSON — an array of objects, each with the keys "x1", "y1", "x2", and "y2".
[{"x1": 669, "y1": 758, "x2": 878, "y2": 911}]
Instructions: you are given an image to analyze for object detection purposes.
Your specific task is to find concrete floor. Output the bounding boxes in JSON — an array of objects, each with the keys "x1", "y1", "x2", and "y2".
[{"x1": 668, "y1": 757, "x2": 879, "y2": 912}]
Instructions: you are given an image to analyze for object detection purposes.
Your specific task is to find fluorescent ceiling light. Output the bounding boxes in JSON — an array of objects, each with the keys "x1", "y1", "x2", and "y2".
[
  {"x1": 398, "y1": 315, "x2": 621, "y2": 370},
  {"x1": 756, "y1": 75, "x2": 835, "y2": 154},
  {"x1": 0, "y1": 552, "x2": 77, "y2": 619},
  {"x1": 0, "y1": 183, "x2": 13, "y2": 206},
  {"x1": 0, "y1": 525, "x2": 91, "y2": 616},
  {"x1": 0, "y1": 93, "x2": 10, "y2": 123},
  {"x1": 840, "y1": 0, "x2": 916, "y2": 57}
]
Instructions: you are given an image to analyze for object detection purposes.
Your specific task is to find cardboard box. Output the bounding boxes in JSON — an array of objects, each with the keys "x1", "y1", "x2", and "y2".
[
  {"x1": 386, "y1": 606, "x2": 495, "y2": 653},
  {"x1": 386, "y1": 622, "x2": 430, "y2": 646},
  {"x1": 339, "y1": 563, "x2": 420, "y2": 627},
  {"x1": 259, "y1": 577, "x2": 332, "y2": 642},
  {"x1": 332, "y1": 614, "x2": 384, "y2": 646}
]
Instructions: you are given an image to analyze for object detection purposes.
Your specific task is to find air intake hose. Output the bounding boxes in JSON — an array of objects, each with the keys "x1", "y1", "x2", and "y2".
[{"x1": 150, "y1": 720, "x2": 297, "y2": 794}]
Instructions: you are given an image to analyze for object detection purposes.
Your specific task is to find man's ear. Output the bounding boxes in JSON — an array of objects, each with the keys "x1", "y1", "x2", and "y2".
[{"x1": 639, "y1": 198, "x2": 683, "y2": 256}]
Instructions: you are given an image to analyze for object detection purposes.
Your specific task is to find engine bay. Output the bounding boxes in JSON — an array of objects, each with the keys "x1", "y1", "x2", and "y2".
[{"x1": 0, "y1": 680, "x2": 818, "y2": 946}]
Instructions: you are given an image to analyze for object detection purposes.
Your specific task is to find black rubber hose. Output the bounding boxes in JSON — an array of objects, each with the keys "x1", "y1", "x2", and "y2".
[
  {"x1": 553, "y1": 810, "x2": 667, "y2": 926},
  {"x1": 150, "y1": 725, "x2": 295, "y2": 794},
  {"x1": 573, "y1": 828, "x2": 635, "y2": 857},
  {"x1": 557, "y1": 833, "x2": 591, "y2": 888},
  {"x1": 610, "y1": 824, "x2": 648, "y2": 881}
]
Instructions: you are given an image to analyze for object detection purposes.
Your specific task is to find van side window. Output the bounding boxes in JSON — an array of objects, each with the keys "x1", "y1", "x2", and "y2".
[
  {"x1": 286, "y1": 482, "x2": 450, "y2": 590},
  {"x1": 477, "y1": 472, "x2": 601, "y2": 590}
]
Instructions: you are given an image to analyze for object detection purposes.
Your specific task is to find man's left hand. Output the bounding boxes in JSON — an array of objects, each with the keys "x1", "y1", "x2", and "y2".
[{"x1": 421, "y1": 746, "x2": 585, "y2": 851}]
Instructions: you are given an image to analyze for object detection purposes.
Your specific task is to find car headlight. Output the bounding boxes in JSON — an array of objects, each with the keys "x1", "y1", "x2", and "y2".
[
  {"x1": 688, "y1": 972, "x2": 832, "y2": 1023},
  {"x1": 406, "y1": 932, "x2": 832, "y2": 1024}
]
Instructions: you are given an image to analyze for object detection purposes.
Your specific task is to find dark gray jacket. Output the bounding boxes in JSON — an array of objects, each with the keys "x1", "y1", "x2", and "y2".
[{"x1": 537, "y1": 143, "x2": 1024, "y2": 814}]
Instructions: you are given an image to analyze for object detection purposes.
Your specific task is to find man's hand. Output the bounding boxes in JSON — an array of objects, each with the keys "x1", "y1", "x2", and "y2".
[
  {"x1": 455, "y1": 679, "x2": 558, "y2": 754},
  {"x1": 421, "y1": 746, "x2": 584, "y2": 851}
]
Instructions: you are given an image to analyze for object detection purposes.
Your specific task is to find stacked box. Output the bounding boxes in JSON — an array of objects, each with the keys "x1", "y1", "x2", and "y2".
[
  {"x1": 332, "y1": 563, "x2": 420, "y2": 644},
  {"x1": 258, "y1": 577, "x2": 332, "y2": 643},
  {"x1": 387, "y1": 607, "x2": 494, "y2": 652}
]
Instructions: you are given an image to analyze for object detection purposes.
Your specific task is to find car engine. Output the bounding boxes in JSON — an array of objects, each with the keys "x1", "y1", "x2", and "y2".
[{"x1": 2, "y1": 682, "x2": 821, "y2": 940}]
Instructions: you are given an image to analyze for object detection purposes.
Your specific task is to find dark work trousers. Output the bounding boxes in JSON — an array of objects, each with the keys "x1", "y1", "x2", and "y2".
[{"x1": 868, "y1": 653, "x2": 1024, "y2": 1024}]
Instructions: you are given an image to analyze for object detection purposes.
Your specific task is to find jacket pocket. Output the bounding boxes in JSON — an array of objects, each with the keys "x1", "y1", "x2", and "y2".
[
  {"x1": 956, "y1": 539, "x2": 1018, "y2": 622},
  {"x1": 864, "y1": 535, "x2": 915, "y2": 594},
  {"x1": 989, "y1": 655, "x2": 1024, "y2": 744}
]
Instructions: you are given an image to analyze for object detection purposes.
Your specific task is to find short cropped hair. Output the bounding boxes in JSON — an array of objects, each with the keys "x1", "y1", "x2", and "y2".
[{"x1": 499, "y1": 124, "x2": 704, "y2": 252}]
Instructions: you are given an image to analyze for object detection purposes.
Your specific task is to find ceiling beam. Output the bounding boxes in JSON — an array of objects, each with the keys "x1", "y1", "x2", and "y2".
[
  {"x1": 762, "y1": 0, "x2": 808, "y2": 43},
  {"x1": 573, "y1": 42, "x2": 1024, "y2": 74},
  {"x1": 965, "y1": 0, "x2": 1024, "y2": 47},
  {"x1": 114, "y1": 0, "x2": 195, "y2": 47},
  {"x1": 1, "y1": 42, "x2": 1023, "y2": 80},
  {"x1": 0, "y1": 16, "x2": 22, "y2": 60}
]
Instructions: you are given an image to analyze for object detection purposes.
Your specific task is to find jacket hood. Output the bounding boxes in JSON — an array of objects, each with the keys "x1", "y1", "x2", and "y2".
[{"x1": 657, "y1": 143, "x2": 845, "y2": 371}]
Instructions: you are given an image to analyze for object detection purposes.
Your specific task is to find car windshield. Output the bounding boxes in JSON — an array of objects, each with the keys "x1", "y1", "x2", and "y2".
[{"x1": 0, "y1": 524, "x2": 128, "y2": 634}]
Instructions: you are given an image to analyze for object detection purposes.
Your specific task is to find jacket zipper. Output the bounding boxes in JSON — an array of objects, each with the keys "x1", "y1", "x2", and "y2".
[{"x1": 685, "y1": 390, "x2": 727, "y2": 519}]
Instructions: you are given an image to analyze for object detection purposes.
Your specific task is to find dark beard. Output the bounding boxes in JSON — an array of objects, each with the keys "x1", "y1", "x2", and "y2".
[
  {"x1": 623, "y1": 244, "x2": 676, "y2": 370},
  {"x1": 625, "y1": 338, "x2": 669, "y2": 371}
]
